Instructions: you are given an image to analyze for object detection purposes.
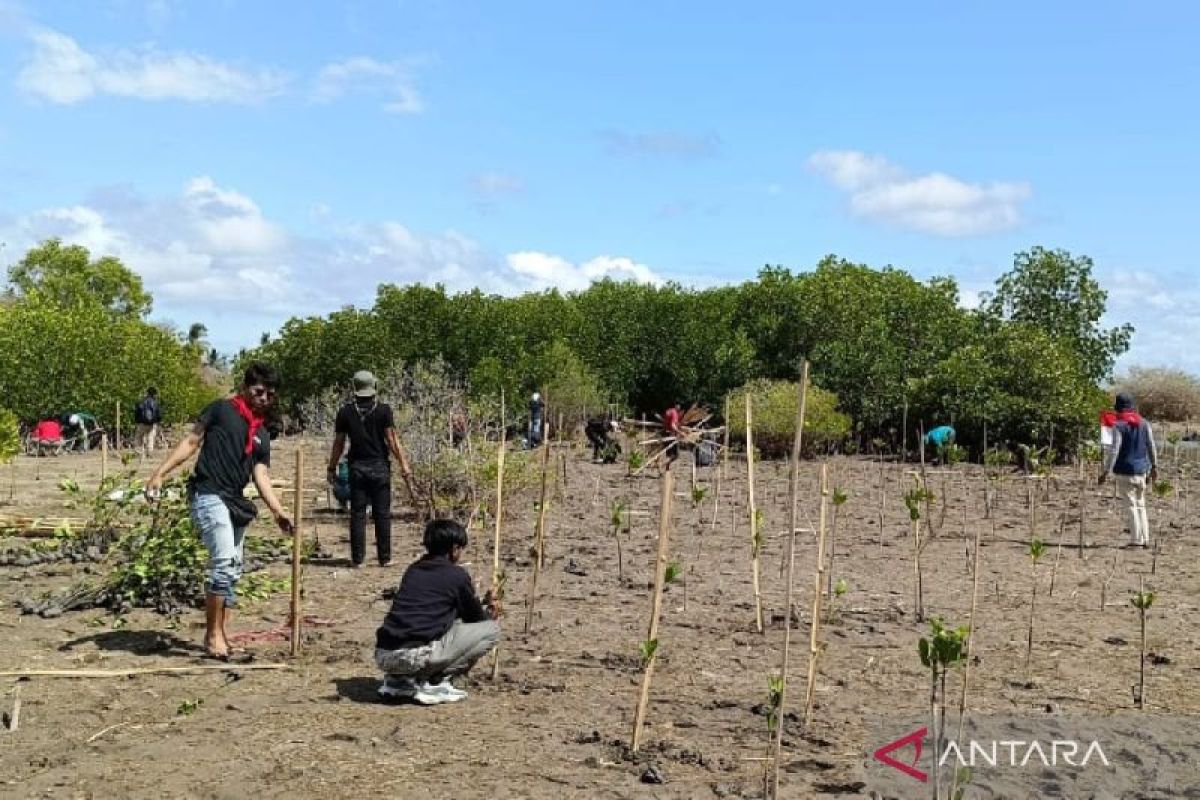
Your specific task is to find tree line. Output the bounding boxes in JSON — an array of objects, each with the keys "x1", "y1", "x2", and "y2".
[{"x1": 246, "y1": 246, "x2": 1130, "y2": 455}]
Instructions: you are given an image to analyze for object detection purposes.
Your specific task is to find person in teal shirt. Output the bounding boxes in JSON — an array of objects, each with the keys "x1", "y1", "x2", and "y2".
[{"x1": 924, "y1": 425, "x2": 956, "y2": 463}]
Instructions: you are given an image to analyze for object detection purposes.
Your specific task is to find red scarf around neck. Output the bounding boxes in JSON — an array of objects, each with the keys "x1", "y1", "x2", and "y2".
[
  {"x1": 1101, "y1": 409, "x2": 1142, "y2": 427},
  {"x1": 229, "y1": 395, "x2": 264, "y2": 456}
]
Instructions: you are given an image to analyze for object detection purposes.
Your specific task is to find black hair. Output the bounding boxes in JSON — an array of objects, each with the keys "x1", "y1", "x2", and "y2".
[
  {"x1": 243, "y1": 361, "x2": 281, "y2": 390},
  {"x1": 147, "y1": 386, "x2": 158, "y2": 397},
  {"x1": 422, "y1": 518, "x2": 468, "y2": 556}
]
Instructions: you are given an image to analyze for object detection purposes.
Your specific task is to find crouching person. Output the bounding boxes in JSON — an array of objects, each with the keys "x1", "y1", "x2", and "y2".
[{"x1": 374, "y1": 519, "x2": 500, "y2": 704}]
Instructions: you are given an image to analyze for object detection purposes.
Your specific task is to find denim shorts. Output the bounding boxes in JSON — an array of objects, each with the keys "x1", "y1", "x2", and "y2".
[{"x1": 190, "y1": 493, "x2": 247, "y2": 606}]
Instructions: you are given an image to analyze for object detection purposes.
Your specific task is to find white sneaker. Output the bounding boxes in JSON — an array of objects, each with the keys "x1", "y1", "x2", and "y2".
[
  {"x1": 378, "y1": 677, "x2": 417, "y2": 700},
  {"x1": 414, "y1": 679, "x2": 467, "y2": 705}
]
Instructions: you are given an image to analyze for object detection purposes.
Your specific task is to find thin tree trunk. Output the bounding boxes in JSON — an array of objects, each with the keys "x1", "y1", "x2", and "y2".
[{"x1": 631, "y1": 468, "x2": 675, "y2": 752}]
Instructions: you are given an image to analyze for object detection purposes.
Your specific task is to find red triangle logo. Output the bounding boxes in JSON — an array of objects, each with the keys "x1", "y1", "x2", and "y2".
[{"x1": 873, "y1": 726, "x2": 929, "y2": 782}]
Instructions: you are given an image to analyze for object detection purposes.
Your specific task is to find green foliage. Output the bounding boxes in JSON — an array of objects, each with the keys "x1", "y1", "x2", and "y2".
[
  {"x1": 0, "y1": 409, "x2": 20, "y2": 464},
  {"x1": 831, "y1": 487, "x2": 849, "y2": 507},
  {"x1": 834, "y1": 577, "x2": 848, "y2": 598},
  {"x1": 239, "y1": 573, "x2": 291, "y2": 604},
  {"x1": 904, "y1": 479, "x2": 935, "y2": 521},
  {"x1": 918, "y1": 618, "x2": 970, "y2": 671},
  {"x1": 690, "y1": 485, "x2": 709, "y2": 505},
  {"x1": 1028, "y1": 537, "x2": 1047, "y2": 563},
  {"x1": 727, "y1": 378, "x2": 851, "y2": 458},
  {"x1": 627, "y1": 450, "x2": 645, "y2": 472},
  {"x1": 240, "y1": 249, "x2": 1128, "y2": 455},
  {"x1": 985, "y1": 246, "x2": 1132, "y2": 385},
  {"x1": 1130, "y1": 590, "x2": 1156, "y2": 611},
  {"x1": 609, "y1": 499, "x2": 627, "y2": 531},
  {"x1": 1151, "y1": 480, "x2": 1174, "y2": 499},
  {"x1": 176, "y1": 698, "x2": 203, "y2": 717},
  {"x1": 943, "y1": 443, "x2": 968, "y2": 465},
  {"x1": 7, "y1": 238, "x2": 152, "y2": 319},
  {"x1": 639, "y1": 638, "x2": 659, "y2": 667},
  {"x1": 0, "y1": 293, "x2": 216, "y2": 427},
  {"x1": 984, "y1": 447, "x2": 1014, "y2": 469},
  {"x1": 765, "y1": 673, "x2": 785, "y2": 733},
  {"x1": 664, "y1": 561, "x2": 682, "y2": 585},
  {"x1": 752, "y1": 508, "x2": 766, "y2": 555}
]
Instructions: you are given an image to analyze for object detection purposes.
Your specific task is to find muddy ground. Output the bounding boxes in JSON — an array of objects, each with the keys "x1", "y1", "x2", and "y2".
[{"x1": 1, "y1": 440, "x2": 1198, "y2": 799}]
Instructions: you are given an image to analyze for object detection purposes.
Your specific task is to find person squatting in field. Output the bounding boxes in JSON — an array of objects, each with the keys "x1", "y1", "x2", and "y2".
[
  {"x1": 374, "y1": 519, "x2": 501, "y2": 705},
  {"x1": 146, "y1": 362, "x2": 294, "y2": 661},
  {"x1": 325, "y1": 370, "x2": 417, "y2": 568},
  {"x1": 1098, "y1": 392, "x2": 1159, "y2": 548},
  {"x1": 585, "y1": 417, "x2": 622, "y2": 462},
  {"x1": 924, "y1": 424, "x2": 956, "y2": 464}
]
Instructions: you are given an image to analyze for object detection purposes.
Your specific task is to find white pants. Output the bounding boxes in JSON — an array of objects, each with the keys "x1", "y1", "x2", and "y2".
[{"x1": 1115, "y1": 473, "x2": 1150, "y2": 545}]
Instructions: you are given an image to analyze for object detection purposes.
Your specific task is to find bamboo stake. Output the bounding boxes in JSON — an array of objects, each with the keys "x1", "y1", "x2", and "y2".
[
  {"x1": 780, "y1": 363, "x2": 809, "y2": 580},
  {"x1": 100, "y1": 435, "x2": 108, "y2": 487},
  {"x1": 631, "y1": 467, "x2": 674, "y2": 753},
  {"x1": 115, "y1": 401, "x2": 121, "y2": 451},
  {"x1": 290, "y1": 449, "x2": 304, "y2": 657},
  {"x1": 746, "y1": 394, "x2": 764, "y2": 634},
  {"x1": 721, "y1": 395, "x2": 731, "y2": 481},
  {"x1": 802, "y1": 464, "x2": 829, "y2": 728},
  {"x1": 954, "y1": 517, "x2": 985, "y2": 755},
  {"x1": 0, "y1": 664, "x2": 289, "y2": 678},
  {"x1": 771, "y1": 362, "x2": 809, "y2": 798},
  {"x1": 524, "y1": 417, "x2": 552, "y2": 634},
  {"x1": 490, "y1": 392, "x2": 507, "y2": 680}
]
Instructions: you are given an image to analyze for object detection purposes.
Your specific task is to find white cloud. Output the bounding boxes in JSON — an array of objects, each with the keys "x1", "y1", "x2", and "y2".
[
  {"x1": 0, "y1": 180, "x2": 665, "y2": 348},
  {"x1": 808, "y1": 150, "x2": 1031, "y2": 236},
  {"x1": 16, "y1": 27, "x2": 287, "y2": 104},
  {"x1": 312, "y1": 57, "x2": 422, "y2": 114},
  {"x1": 505, "y1": 252, "x2": 663, "y2": 293},
  {"x1": 1104, "y1": 268, "x2": 1200, "y2": 375}
]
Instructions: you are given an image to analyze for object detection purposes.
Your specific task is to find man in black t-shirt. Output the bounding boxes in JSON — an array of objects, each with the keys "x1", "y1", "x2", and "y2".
[
  {"x1": 326, "y1": 370, "x2": 416, "y2": 567},
  {"x1": 374, "y1": 519, "x2": 500, "y2": 704},
  {"x1": 146, "y1": 362, "x2": 293, "y2": 661}
]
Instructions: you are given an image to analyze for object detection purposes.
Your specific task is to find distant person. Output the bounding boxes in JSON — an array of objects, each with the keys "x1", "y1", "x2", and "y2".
[
  {"x1": 585, "y1": 418, "x2": 621, "y2": 462},
  {"x1": 528, "y1": 391, "x2": 545, "y2": 448},
  {"x1": 374, "y1": 519, "x2": 500, "y2": 705},
  {"x1": 62, "y1": 412, "x2": 100, "y2": 452},
  {"x1": 326, "y1": 370, "x2": 416, "y2": 568},
  {"x1": 146, "y1": 362, "x2": 293, "y2": 660},
  {"x1": 924, "y1": 425, "x2": 956, "y2": 464},
  {"x1": 135, "y1": 387, "x2": 163, "y2": 455},
  {"x1": 1098, "y1": 392, "x2": 1159, "y2": 548},
  {"x1": 31, "y1": 418, "x2": 64, "y2": 456},
  {"x1": 662, "y1": 404, "x2": 682, "y2": 469}
]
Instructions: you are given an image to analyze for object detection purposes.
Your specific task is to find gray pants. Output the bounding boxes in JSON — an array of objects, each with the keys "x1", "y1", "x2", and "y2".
[{"x1": 375, "y1": 620, "x2": 500, "y2": 681}]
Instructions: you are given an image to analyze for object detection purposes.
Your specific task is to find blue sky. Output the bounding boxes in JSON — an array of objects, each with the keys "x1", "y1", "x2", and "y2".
[{"x1": 0, "y1": 1, "x2": 1197, "y2": 373}]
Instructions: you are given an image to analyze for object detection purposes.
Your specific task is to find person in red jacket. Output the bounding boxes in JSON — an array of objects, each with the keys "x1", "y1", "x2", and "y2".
[{"x1": 662, "y1": 404, "x2": 682, "y2": 469}]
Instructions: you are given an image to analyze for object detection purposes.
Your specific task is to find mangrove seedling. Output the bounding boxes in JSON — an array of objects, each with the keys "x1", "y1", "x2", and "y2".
[
  {"x1": 826, "y1": 487, "x2": 849, "y2": 602},
  {"x1": 919, "y1": 618, "x2": 969, "y2": 800},
  {"x1": 1025, "y1": 537, "x2": 1047, "y2": 674},
  {"x1": 904, "y1": 478, "x2": 935, "y2": 621},
  {"x1": 639, "y1": 637, "x2": 659, "y2": 668},
  {"x1": 1131, "y1": 586, "x2": 1156, "y2": 709},
  {"x1": 609, "y1": 499, "x2": 627, "y2": 582}
]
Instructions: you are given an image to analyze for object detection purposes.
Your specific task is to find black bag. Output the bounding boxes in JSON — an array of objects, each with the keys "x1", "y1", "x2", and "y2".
[
  {"x1": 223, "y1": 496, "x2": 259, "y2": 528},
  {"x1": 350, "y1": 460, "x2": 391, "y2": 485},
  {"x1": 695, "y1": 440, "x2": 716, "y2": 467}
]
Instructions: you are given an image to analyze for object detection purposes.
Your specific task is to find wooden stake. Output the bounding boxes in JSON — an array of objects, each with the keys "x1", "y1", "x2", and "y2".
[
  {"x1": 631, "y1": 467, "x2": 674, "y2": 752},
  {"x1": 490, "y1": 392, "x2": 507, "y2": 680},
  {"x1": 524, "y1": 417, "x2": 552, "y2": 634},
  {"x1": 100, "y1": 434, "x2": 108, "y2": 487},
  {"x1": 802, "y1": 464, "x2": 829, "y2": 728},
  {"x1": 781, "y1": 363, "x2": 809, "y2": 580},
  {"x1": 290, "y1": 448, "x2": 304, "y2": 657},
  {"x1": 721, "y1": 395, "x2": 731, "y2": 481},
  {"x1": 115, "y1": 401, "x2": 122, "y2": 451},
  {"x1": 771, "y1": 362, "x2": 808, "y2": 798},
  {"x1": 954, "y1": 516, "x2": 984, "y2": 753},
  {"x1": 0, "y1": 664, "x2": 289, "y2": 678},
  {"x1": 746, "y1": 393, "x2": 764, "y2": 634}
]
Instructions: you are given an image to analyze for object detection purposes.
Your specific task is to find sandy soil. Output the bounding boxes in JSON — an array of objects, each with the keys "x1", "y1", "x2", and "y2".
[{"x1": 1, "y1": 440, "x2": 1198, "y2": 799}]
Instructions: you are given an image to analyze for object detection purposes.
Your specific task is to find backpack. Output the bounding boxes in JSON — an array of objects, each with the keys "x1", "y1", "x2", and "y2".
[{"x1": 136, "y1": 398, "x2": 156, "y2": 424}]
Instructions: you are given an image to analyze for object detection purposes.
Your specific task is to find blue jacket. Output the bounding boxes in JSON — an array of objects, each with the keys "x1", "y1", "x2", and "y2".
[{"x1": 1105, "y1": 418, "x2": 1158, "y2": 476}]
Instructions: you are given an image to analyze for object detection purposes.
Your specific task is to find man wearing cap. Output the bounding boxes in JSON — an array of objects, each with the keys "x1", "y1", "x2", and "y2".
[
  {"x1": 327, "y1": 371, "x2": 417, "y2": 568},
  {"x1": 1098, "y1": 392, "x2": 1159, "y2": 548}
]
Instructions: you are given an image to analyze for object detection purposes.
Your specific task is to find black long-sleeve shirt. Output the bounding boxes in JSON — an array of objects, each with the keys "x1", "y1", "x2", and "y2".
[{"x1": 375, "y1": 554, "x2": 489, "y2": 650}]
